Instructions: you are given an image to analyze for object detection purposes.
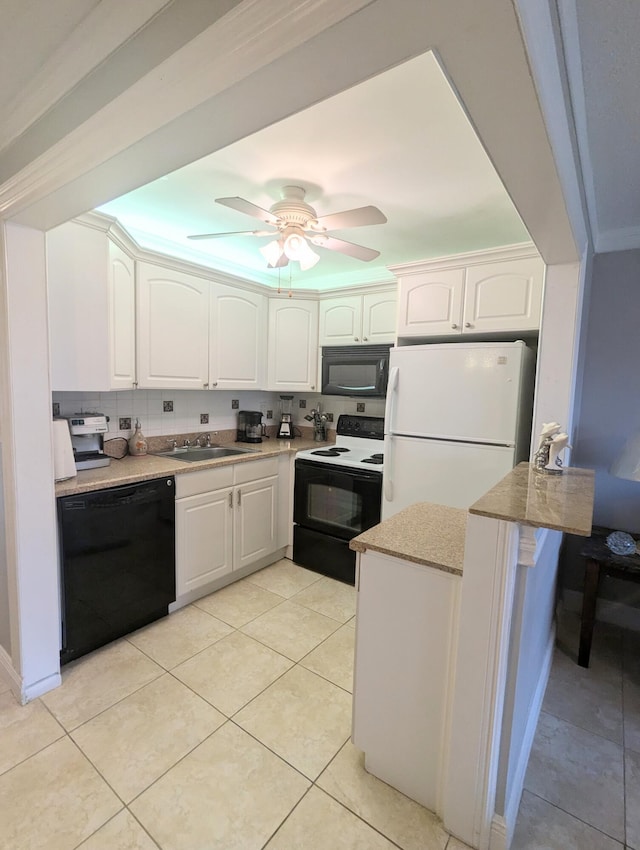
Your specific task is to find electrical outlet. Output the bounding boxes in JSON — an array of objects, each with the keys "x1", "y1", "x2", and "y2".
[
  {"x1": 52, "y1": 402, "x2": 60, "y2": 417},
  {"x1": 357, "y1": 403, "x2": 366, "y2": 413},
  {"x1": 231, "y1": 399, "x2": 239, "y2": 409},
  {"x1": 299, "y1": 399, "x2": 307, "y2": 409},
  {"x1": 200, "y1": 413, "x2": 209, "y2": 424},
  {"x1": 163, "y1": 400, "x2": 173, "y2": 412},
  {"x1": 326, "y1": 412, "x2": 334, "y2": 422},
  {"x1": 119, "y1": 417, "x2": 131, "y2": 430},
  {"x1": 266, "y1": 410, "x2": 273, "y2": 420}
]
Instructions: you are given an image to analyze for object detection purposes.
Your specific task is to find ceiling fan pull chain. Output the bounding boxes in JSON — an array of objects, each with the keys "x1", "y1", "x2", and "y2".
[
  {"x1": 289, "y1": 264, "x2": 293, "y2": 298},
  {"x1": 277, "y1": 267, "x2": 281, "y2": 295}
]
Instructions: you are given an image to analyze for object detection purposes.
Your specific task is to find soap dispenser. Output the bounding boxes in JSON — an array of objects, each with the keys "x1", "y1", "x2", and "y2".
[{"x1": 128, "y1": 419, "x2": 148, "y2": 456}]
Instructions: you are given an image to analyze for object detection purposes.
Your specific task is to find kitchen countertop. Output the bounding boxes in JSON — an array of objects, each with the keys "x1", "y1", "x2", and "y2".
[
  {"x1": 350, "y1": 502, "x2": 467, "y2": 576},
  {"x1": 469, "y1": 461, "x2": 594, "y2": 536},
  {"x1": 55, "y1": 438, "x2": 331, "y2": 497}
]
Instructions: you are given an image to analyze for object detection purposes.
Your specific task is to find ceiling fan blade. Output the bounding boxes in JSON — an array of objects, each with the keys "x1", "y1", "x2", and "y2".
[
  {"x1": 187, "y1": 229, "x2": 276, "y2": 240},
  {"x1": 312, "y1": 205, "x2": 387, "y2": 231},
  {"x1": 310, "y1": 235, "x2": 380, "y2": 262},
  {"x1": 215, "y1": 196, "x2": 280, "y2": 226}
]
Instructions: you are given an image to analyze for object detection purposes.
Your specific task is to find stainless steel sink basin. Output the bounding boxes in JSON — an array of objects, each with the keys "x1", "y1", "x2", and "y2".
[{"x1": 151, "y1": 446, "x2": 257, "y2": 462}]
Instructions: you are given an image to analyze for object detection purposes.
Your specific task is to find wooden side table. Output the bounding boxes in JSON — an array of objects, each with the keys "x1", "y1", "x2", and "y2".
[{"x1": 578, "y1": 526, "x2": 640, "y2": 667}]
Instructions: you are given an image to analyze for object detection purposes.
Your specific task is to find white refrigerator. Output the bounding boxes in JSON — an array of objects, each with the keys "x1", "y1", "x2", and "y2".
[{"x1": 382, "y1": 341, "x2": 535, "y2": 518}]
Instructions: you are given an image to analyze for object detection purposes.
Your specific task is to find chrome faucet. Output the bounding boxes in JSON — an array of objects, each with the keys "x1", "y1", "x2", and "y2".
[
  {"x1": 167, "y1": 439, "x2": 178, "y2": 451},
  {"x1": 199, "y1": 433, "x2": 211, "y2": 447},
  {"x1": 183, "y1": 438, "x2": 191, "y2": 447}
]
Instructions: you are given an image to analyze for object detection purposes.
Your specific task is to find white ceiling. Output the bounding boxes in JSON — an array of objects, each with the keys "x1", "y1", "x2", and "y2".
[
  {"x1": 3, "y1": 1, "x2": 638, "y2": 268},
  {"x1": 98, "y1": 51, "x2": 530, "y2": 290}
]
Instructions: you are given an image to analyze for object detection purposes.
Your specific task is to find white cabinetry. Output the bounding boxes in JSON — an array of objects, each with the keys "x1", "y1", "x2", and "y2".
[
  {"x1": 209, "y1": 285, "x2": 266, "y2": 390},
  {"x1": 137, "y1": 264, "x2": 267, "y2": 390},
  {"x1": 137, "y1": 263, "x2": 210, "y2": 390},
  {"x1": 175, "y1": 458, "x2": 279, "y2": 599},
  {"x1": 47, "y1": 220, "x2": 136, "y2": 391},
  {"x1": 396, "y1": 251, "x2": 544, "y2": 339},
  {"x1": 267, "y1": 299, "x2": 319, "y2": 391},
  {"x1": 353, "y1": 549, "x2": 460, "y2": 810},
  {"x1": 319, "y1": 290, "x2": 397, "y2": 345}
]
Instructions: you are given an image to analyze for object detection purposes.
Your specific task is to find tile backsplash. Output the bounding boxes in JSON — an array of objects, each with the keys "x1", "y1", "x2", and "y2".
[{"x1": 52, "y1": 389, "x2": 386, "y2": 442}]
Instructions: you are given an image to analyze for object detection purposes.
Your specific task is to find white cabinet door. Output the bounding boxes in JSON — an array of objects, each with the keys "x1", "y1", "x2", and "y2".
[
  {"x1": 137, "y1": 263, "x2": 210, "y2": 389},
  {"x1": 108, "y1": 241, "x2": 136, "y2": 390},
  {"x1": 48, "y1": 220, "x2": 137, "y2": 391},
  {"x1": 463, "y1": 258, "x2": 544, "y2": 333},
  {"x1": 234, "y1": 475, "x2": 278, "y2": 571},
  {"x1": 319, "y1": 296, "x2": 362, "y2": 345},
  {"x1": 353, "y1": 550, "x2": 460, "y2": 810},
  {"x1": 175, "y1": 487, "x2": 234, "y2": 595},
  {"x1": 210, "y1": 284, "x2": 266, "y2": 389},
  {"x1": 397, "y1": 270, "x2": 464, "y2": 337},
  {"x1": 362, "y1": 291, "x2": 397, "y2": 344},
  {"x1": 267, "y1": 299, "x2": 319, "y2": 391}
]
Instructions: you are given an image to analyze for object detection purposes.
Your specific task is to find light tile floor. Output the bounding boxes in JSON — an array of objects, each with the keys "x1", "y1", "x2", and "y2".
[
  {"x1": 0, "y1": 559, "x2": 635, "y2": 849},
  {"x1": 512, "y1": 610, "x2": 640, "y2": 850},
  {"x1": 0, "y1": 559, "x2": 463, "y2": 850}
]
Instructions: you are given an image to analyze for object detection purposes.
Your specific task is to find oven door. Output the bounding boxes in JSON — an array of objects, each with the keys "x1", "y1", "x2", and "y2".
[{"x1": 294, "y1": 459, "x2": 382, "y2": 540}]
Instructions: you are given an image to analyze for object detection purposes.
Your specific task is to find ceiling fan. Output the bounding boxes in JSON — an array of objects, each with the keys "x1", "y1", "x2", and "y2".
[{"x1": 187, "y1": 185, "x2": 387, "y2": 271}]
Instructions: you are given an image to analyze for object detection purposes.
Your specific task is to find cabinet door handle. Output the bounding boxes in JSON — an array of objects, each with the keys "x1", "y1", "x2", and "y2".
[
  {"x1": 465, "y1": 322, "x2": 472, "y2": 328},
  {"x1": 363, "y1": 336, "x2": 368, "y2": 341},
  {"x1": 211, "y1": 381, "x2": 218, "y2": 387},
  {"x1": 236, "y1": 489, "x2": 241, "y2": 506},
  {"x1": 354, "y1": 337, "x2": 359, "y2": 342},
  {"x1": 203, "y1": 382, "x2": 209, "y2": 388},
  {"x1": 132, "y1": 381, "x2": 138, "y2": 388},
  {"x1": 310, "y1": 385, "x2": 315, "y2": 390},
  {"x1": 228, "y1": 492, "x2": 233, "y2": 508},
  {"x1": 451, "y1": 323, "x2": 458, "y2": 329}
]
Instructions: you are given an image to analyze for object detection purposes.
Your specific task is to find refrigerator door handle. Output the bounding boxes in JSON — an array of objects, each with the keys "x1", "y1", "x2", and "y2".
[
  {"x1": 383, "y1": 367, "x2": 399, "y2": 502},
  {"x1": 384, "y1": 366, "x2": 399, "y2": 433},
  {"x1": 384, "y1": 433, "x2": 394, "y2": 501}
]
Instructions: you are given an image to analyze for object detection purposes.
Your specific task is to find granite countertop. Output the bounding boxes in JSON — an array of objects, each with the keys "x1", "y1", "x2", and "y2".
[
  {"x1": 55, "y1": 437, "x2": 330, "y2": 497},
  {"x1": 469, "y1": 462, "x2": 595, "y2": 536},
  {"x1": 350, "y1": 502, "x2": 467, "y2": 576}
]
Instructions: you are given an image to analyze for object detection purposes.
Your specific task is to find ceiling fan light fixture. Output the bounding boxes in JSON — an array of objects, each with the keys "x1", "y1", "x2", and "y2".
[
  {"x1": 282, "y1": 228, "x2": 320, "y2": 270},
  {"x1": 260, "y1": 239, "x2": 284, "y2": 267}
]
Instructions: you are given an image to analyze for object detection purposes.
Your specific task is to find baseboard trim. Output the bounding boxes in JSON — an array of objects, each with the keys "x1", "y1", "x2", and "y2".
[
  {"x1": 0, "y1": 645, "x2": 21, "y2": 701},
  {"x1": 489, "y1": 627, "x2": 555, "y2": 850},
  {"x1": 563, "y1": 589, "x2": 640, "y2": 632},
  {"x1": 21, "y1": 671, "x2": 62, "y2": 703}
]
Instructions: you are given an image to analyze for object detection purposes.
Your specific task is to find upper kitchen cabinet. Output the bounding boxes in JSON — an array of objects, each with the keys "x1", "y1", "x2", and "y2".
[
  {"x1": 394, "y1": 247, "x2": 544, "y2": 340},
  {"x1": 47, "y1": 220, "x2": 136, "y2": 391},
  {"x1": 137, "y1": 262, "x2": 210, "y2": 390},
  {"x1": 209, "y1": 284, "x2": 266, "y2": 390},
  {"x1": 267, "y1": 299, "x2": 319, "y2": 391},
  {"x1": 319, "y1": 290, "x2": 397, "y2": 346}
]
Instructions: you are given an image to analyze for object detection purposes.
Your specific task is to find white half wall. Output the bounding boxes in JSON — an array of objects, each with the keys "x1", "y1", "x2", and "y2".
[{"x1": 1, "y1": 222, "x2": 60, "y2": 699}]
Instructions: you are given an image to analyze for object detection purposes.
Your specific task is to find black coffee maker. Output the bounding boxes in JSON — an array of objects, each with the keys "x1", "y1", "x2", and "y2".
[{"x1": 237, "y1": 410, "x2": 264, "y2": 443}]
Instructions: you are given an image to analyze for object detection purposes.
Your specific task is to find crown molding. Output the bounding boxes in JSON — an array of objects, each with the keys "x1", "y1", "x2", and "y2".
[
  {"x1": 70, "y1": 212, "x2": 397, "y2": 300},
  {"x1": 595, "y1": 225, "x2": 640, "y2": 254},
  {"x1": 387, "y1": 242, "x2": 540, "y2": 277}
]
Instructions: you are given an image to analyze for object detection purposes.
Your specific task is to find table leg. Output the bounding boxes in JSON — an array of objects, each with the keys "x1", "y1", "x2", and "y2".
[{"x1": 578, "y1": 557, "x2": 600, "y2": 667}]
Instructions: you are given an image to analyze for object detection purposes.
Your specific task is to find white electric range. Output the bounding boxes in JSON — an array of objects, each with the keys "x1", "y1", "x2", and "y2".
[
  {"x1": 295, "y1": 414, "x2": 385, "y2": 472},
  {"x1": 293, "y1": 415, "x2": 384, "y2": 584}
]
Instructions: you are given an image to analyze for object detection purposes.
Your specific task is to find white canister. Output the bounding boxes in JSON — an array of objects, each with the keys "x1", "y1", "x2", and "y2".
[{"x1": 52, "y1": 419, "x2": 76, "y2": 481}]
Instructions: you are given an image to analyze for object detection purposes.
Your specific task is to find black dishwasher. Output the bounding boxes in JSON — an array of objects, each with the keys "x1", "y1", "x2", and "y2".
[{"x1": 58, "y1": 477, "x2": 176, "y2": 665}]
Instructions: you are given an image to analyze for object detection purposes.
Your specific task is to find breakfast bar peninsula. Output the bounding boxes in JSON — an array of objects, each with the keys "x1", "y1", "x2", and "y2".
[{"x1": 350, "y1": 463, "x2": 595, "y2": 850}]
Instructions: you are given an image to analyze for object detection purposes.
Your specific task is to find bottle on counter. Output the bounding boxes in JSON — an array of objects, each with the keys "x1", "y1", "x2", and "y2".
[{"x1": 128, "y1": 419, "x2": 148, "y2": 456}]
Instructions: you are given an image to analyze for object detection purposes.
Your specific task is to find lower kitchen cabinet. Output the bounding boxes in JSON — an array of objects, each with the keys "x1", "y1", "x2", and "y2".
[{"x1": 175, "y1": 458, "x2": 279, "y2": 599}]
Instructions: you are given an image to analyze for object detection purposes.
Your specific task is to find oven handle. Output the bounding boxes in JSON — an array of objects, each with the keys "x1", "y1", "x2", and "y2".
[{"x1": 383, "y1": 366, "x2": 399, "y2": 502}]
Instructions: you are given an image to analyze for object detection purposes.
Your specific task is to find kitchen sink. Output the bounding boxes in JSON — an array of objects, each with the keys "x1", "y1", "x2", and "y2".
[{"x1": 150, "y1": 446, "x2": 258, "y2": 462}]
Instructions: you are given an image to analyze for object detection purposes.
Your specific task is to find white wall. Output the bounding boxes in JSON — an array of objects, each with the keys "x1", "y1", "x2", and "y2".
[
  {"x1": 0, "y1": 443, "x2": 9, "y2": 653},
  {"x1": 1, "y1": 222, "x2": 60, "y2": 699}
]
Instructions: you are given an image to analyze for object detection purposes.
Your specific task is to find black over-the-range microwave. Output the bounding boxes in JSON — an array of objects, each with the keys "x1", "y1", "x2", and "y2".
[{"x1": 321, "y1": 344, "x2": 391, "y2": 398}]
